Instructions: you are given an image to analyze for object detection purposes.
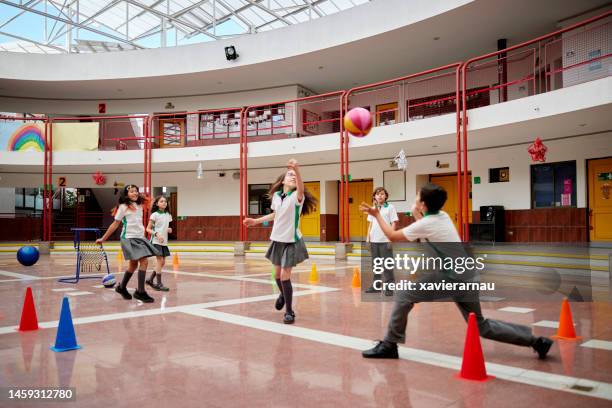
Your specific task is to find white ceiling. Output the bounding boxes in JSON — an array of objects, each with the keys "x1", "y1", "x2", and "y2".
[{"x1": 0, "y1": 0, "x2": 609, "y2": 99}]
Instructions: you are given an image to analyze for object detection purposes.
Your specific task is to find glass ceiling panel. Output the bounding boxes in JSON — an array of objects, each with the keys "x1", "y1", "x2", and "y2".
[{"x1": 0, "y1": 0, "x2": 369, "y2": 53}]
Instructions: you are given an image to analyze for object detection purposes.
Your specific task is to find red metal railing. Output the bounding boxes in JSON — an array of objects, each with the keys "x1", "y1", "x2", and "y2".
[
  {"x1": 241, "y1": 92, "x2": 345, "y2": 241},
  {"x1": 150, "y1": 108, "x2": 243, "y2": 148},
  {"x1": 343, "y1": 63, "x2": 463, "y2": 241},
  {"x1": 544, "y1": 20, "x2": 611, "y2": 92},
  {"x1": 461, "y1": 10, "x2": 612, "y2": 241},
  {"x1": 2, "y1": 13, "x2": 610, "y2": 244},
  {"x1": 47, "y1": 115, "x2": 153, "y2": 237}
]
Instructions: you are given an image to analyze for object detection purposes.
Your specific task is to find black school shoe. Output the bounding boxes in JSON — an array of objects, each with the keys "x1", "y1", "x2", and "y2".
[
  {"x1": 115, "y1": 284, "x2": 132, "y2": 300},
  {"x1": 362, "y1": 340, "x2": 399, "y2": 359},
  {"x1": 148, "y1": 281, "x2": 170, "y2": 292},
  {"x1": 133, "y1": 290, "x2": 155, "y2": 303},
  {"x1": 532, "y1": 336, "x2": 553, "y2": 359},
  {"x1": 275, "y1": 294, "x2": 285, "y2": 310},
  {"x1": 283, "y1": 311, "x2": 295, "y2": 324}
]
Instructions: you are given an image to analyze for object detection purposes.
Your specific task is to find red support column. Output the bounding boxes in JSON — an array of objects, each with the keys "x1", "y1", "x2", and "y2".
[
  {"x1": 455, "y1": 66, "x2": 463, "y2": 240},
  {"x1": 339, "y1": 95, "x2": 346, "y2": 243},
  {"x1": 461, "y1": 65, "x2": 470, "y2": 242},
  {"x1": 48, "y1": 119, "x2": 53, "y2": 241}
]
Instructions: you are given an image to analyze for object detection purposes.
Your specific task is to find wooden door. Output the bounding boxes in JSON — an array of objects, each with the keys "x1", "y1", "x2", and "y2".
[
  {"x1": 160, "y1": 119, "x2": 185, "y2": 148},
  {"x1": 348, "y1": 180, "x2": 373, "y2": 240},
  {"x1": 588, "y1": 157, "x2": 612, "y2": 241},
  {"x1": 301, "y1": 182, "x2": 321, "y2": 239},
  {"x1": 430, "y1": 175, "x2": 472, "y2": 232}
]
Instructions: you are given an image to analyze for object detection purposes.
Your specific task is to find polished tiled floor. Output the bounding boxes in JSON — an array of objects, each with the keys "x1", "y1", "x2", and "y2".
[{"x1": 0, "y1": 253, "x2": 611, "y2": 407}]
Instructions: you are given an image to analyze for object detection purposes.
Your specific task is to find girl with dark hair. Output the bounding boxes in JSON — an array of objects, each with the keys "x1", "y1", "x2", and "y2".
[
  {"x1": 96, "y1": 185, "x2": 158, "y2": 303},
  {"x1": 243, "y1": 159, "x2": 317, "y2": 324},
  {"x1": 145, "y1": 195, "x2": 173, "y2": 291},
  {"x1": 366, "y1": 187, "x2": 398, "y2": 296}
]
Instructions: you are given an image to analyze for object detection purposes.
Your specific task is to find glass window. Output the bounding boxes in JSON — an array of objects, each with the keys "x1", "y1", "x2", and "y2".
[
  {"x1": 248, "y1": 184, "x2": 272, "y2": 215},
  {"x1": 15, "y1": 188, "x2": 24, "y2": 208},
  {"x1": 531, "y1": 161, "x2": 576, "y2": 208}
]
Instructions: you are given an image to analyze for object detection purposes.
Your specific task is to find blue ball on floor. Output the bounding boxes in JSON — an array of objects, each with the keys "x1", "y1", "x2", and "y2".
[
  {"x1": 102, "y1": 274, "x2": 116, "y2": 288},
  {"x1": 17, "y1": 246, "x2": 39, "y2": 267}
]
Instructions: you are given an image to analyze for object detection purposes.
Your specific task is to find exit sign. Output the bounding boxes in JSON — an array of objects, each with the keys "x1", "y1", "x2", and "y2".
[{"x1": 598, "y1": 172, "x2": 612, "y2": 181}]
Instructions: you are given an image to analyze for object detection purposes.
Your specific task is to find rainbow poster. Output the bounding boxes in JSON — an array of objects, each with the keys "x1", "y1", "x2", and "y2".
[{"x1": 0, "y1": 122, "x2": 46, "y2": 152}]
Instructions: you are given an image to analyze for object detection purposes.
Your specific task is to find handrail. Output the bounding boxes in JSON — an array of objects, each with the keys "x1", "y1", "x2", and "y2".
[
  {"x1": 343, "y1": 62, "x2": 463, "y2": 240},
  {"x1": 459, "y1": 10, "x2": 612, "y2": 241}
]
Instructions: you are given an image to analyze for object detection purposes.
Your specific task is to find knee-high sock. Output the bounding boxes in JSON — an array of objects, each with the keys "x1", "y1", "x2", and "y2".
[
  {"x1": 281, "y1": 280, "x2": 293, "y2": 314},
  {"x1": 275, "y1": 278, "x2": 283, "y2": 297},
  {"x1": 156, "y1": 270, "x2": 162, "y2": 285},
  {"x1": 137, "y1": 270, "x2": 146, "y2": 292},
  {"x1": 121, "y1": 271, "x2": 133, "y2": 289},
  {"x1": 148, "y1": 271, "x2": 156, "y2": 282}
]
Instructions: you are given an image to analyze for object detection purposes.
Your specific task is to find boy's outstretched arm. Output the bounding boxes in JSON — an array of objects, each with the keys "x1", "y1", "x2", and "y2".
[{"x1": 359, "y1": 202, "x2": 407, "y2": 242}]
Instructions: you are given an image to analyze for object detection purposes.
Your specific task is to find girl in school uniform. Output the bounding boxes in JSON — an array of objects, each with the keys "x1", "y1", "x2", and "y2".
[
  {"x1": 243, "y1": 159, "x2": 317, "y2": 324},
  {"x1": 96, "y1": 185, "x2": 158, "y2": 303},
  {"x1": 146, "y1": 195, "x2": 172, "y2": 291},
  {"x1": 366, "y1": 187, "x2": 399, "y2": 296}
]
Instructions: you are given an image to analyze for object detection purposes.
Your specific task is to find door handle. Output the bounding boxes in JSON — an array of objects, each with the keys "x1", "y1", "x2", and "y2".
[{"x1": 588, "y1": 208, "x2": 593, "y2": 230}]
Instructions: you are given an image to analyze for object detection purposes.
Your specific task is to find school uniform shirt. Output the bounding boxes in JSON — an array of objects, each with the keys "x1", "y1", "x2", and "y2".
[
  {"x1": 401, "y1": 211, "x2": 461, "y2": 242},
  {"x1": 150, "y1": 211, "x2": 172, "y2": 246},
  {"x1": 367, "y1": 202, "x2": 399, "y2": 243},
  {"x1": 269, "y1": 190, "x2": 304, "y2": 243},
  {"x1": 114, "y1": 203, "x2": 145, "y2": 239}
]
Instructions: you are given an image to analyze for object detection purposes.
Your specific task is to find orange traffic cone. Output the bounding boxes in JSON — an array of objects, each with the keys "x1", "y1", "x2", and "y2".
[
  {"x1": 351, "y1": 266, "x2": 361, "y2": 288},
  {"x1": 172, "y1": 252, "x2": 179, "y2": 268},
  {"x1": 553, "y1": 298, "x2": 581, "y2": 340},
  {"x1": 309, "y1": 263, "x2": 319, "y2": 284},
  {"x1": 19, "y1": 287, "x2": 39, "y2": 331},
  {"x1": 458, "y1": 313, "x2": 493, "y2": 381}
]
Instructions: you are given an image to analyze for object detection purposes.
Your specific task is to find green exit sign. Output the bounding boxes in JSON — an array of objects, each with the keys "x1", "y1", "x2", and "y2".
[
  {"x1": 473, "y1": 176, "x2": 481, "y2": 184},
  {"x1": 598, "y1": 172, "x2": 612, "y2": 181}
]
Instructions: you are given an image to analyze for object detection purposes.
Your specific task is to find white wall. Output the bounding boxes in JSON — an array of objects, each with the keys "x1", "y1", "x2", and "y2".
[
  {"x1": 1, "y1": 76, "x2": 611, "y2": 217},
  {"x1": 562, "y1": 18, "x2": 611, "y2": 87},
  {"x1": 0, "y1": 131, "x2": 610, "y2": 216},
  {"x1": 469, "y1": 132, "x2": 612, "y2": 209},
  {"x1": 0, "y1": 85, "x2": 300, "y2": 115}
]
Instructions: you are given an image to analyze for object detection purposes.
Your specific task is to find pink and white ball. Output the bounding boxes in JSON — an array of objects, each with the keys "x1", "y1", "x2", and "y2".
[{"x1": 344, "y1": 107, "x2": 372, "y2": 137}]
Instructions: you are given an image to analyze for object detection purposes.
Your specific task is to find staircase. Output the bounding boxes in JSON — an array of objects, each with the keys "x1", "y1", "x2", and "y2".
[{"x1": 51, "y1": 208, "x2": 77, "y2": 241}]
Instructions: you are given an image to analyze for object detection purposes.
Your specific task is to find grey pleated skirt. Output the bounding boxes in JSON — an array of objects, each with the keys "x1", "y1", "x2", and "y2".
[
  {"x1": 120, "y1": 238, "x2": 160, "y2": 260},
  {"x1": 265, "y1": 238, "x2": 309, "y2": 268},
  {"x1": 153, "y1": 244, "x2": 171, "y2": 257}
]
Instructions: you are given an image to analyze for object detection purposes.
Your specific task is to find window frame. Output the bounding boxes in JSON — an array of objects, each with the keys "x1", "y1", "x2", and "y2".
[
  {"x1": 530, "y1": 160, "x2": 577, "y2": 209},
  {"x1": 248, "y1": 184, "x2": 272, "y2": 216}
]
